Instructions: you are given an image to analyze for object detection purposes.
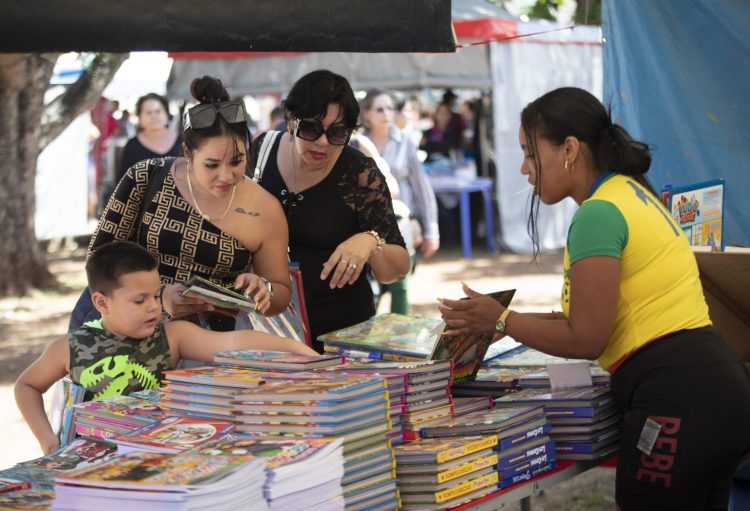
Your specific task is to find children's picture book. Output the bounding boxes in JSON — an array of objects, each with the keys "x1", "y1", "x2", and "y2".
[
  {"x1": 53, "y1": 450, "x2": 263, "y2": 492},
  {"x1": 318, "y1": 313, "x2": 445, "y2": 359},
  {"x1": 229, "y1": 374, "x2": 387, "y2": 403},
  {"x1": 493, "y1": 386, "x2": 614, "y2": 413},
  {"x1": 431, "y1": 289, "x2": 516, "y2": 382},
  {"x1": 0, "y1": 489, "x2": 55, "y2": 510},
  {"x1": 181, "y1": 275, "x2": 257, "y2": 313},
  {"x1": 662, "y1": 178, "x2": 725, "y2": 250},
  {"x1": 112, "y1": 416, "x2": 235, "y2": 454},
  {"x1": 48, "y1": 378, "x2": 85, "y2": 447},
  {"x1": 163, "y1": 366, "x2": 267, "y2": 389},
  {"x1": 213, "y1": 350, "x2": 343, "y2": 371}
]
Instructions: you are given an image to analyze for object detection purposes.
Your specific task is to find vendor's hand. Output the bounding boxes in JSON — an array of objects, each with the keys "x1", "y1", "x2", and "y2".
[
  {"x1": 234, "y1": 273, "x2": 272, "y2": 314},
  {"x1": 438, "y1": 282, "x2": 504, "y2": 337},
  {"x1": 321, "y1": 233, "x2": 376, "y2": 289},
  {"x1": 163, "y1": 283, "x2": 214, "y2": 319},
  {"x1": 421, "y1": 237, "x2": 440, "y2": 258}
]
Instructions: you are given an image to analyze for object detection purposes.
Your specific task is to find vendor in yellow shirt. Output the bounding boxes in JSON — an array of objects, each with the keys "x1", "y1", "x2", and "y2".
[{"x1": 439, "y1": 87, "x2": 750, "y2": 511}]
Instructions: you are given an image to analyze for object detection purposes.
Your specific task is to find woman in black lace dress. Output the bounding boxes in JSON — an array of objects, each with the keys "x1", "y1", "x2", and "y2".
[{"x1": 252, "y1": 70, "x2": 410, "y2": 351}]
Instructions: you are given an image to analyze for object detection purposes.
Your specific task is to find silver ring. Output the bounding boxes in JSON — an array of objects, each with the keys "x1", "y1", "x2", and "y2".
[{"x1": 349, "y1": 263, "x2": 357, "y2": 269}]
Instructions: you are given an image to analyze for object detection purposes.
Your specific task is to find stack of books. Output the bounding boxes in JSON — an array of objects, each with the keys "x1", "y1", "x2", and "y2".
[
  {"x1": 227, "y1": 373, "x2": 400, "y2": 510},
  {"x1": 0, "y1": 489, "x2": 55, "y2": 509},
  {"x1": 317, "y1": 359, "x2": 455, "y2": 444},
  {"x1": 71, "y1": 394, "x2": 170, "y2": 440},
  {"x1": 517, "y1": 366, "x2": 611, "y2": 388},
  {"x1": 451, "y1": 366, "x2": 533, "y2": 398},
  {"x1": 394, "y1": 436, "x2": 500, "y2": 510},
  {"x1": 53, "y1": 450, "x2": 268, "y2": 511},
  {"x1": 159, "y1": 366, "x2": 267, "y2": 420},
  {"x1": 494, "y1": 386, "x2": 620, "y2": 461},
  {"x1": 188, "y1": 434, "x2": 346, "y2": 511},
  {"x1": 110, "y1": 415, "x2": 236, "y2": 454},
  {"x1": 213, "y1": 350, "x2": 344, "y2": 371}
]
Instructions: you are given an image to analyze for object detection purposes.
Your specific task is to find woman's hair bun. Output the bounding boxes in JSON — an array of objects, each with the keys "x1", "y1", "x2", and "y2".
[{"x1": 189, "y1": 76, "x2": 230, "y2": 104}]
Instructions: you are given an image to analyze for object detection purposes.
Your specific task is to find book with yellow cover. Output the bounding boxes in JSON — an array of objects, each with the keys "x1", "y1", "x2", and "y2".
[
  {"x1": 400, "y1": 470, "x2": 499, "y2": 504},
  {"x1": 393, "y1": 435, "x2": 498, "y2": 464}
]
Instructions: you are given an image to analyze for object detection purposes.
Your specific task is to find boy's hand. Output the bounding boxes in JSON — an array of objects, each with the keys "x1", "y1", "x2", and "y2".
[
  {"x1": 163, "y1": 283, "x2": 214, "y2": 319},
  {"x1": 41, "y1": 433, "x2": 60, "y2": 455}
]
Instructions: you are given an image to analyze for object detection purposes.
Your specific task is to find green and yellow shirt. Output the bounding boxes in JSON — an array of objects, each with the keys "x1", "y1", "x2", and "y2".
[{"x1": 562, "y1": 173, "x2": 711, "y2": 371}]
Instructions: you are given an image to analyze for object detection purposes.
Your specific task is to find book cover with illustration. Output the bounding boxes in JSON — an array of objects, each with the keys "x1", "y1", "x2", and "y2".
[
  {"x1": 163, "y1": 366, "x2": 267, "y2": 389},
  {"x1": 431, "y1": 289, "x2": 515, "y2": 382},
  {"x1": 318, "y1": 313, "x2": 445, "y2": 358},
  {"x1": 112, "y1": 416, "x2": 235, "y2": 454},
  {"x1": 213, "y1": 350, "x2": 342, "y2": 370},
  {"x1": 229, "y1": 374, "x2": 386, "y2": 403},
  {"x1": 53, "y1": 451, "x2": 261, "y2": 491},
  {"x1": 494, "y1": 386, "x2": 614, "y2": 411},
  {"x1": 663, "y1": 179, "x2": 725, "y2": 250},
  {"x1": 0, "y1": 489, "x2": 55, "y2": 509},
  {"x1": 420, "y1": 406, "x2": 545, "y2": 438}
]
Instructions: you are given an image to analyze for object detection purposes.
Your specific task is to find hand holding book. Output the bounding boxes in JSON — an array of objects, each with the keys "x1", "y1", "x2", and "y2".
[{"x1": 439, "y1": 282, "x2": 508, "y2": 338}]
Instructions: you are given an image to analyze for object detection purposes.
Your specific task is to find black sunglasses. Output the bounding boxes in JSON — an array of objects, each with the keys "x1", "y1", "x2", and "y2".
[
  {"x1": 186, "y1": 101, "x2": 249, "y2": 130},
  {"x1": 294, "y1": 118, "x2": 353, "y2": 146}
]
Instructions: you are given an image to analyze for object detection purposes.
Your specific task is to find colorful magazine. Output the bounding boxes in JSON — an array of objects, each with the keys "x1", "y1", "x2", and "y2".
[
  {"x1": 0, "y1": 489, "x2": 55, "y2": 509},
  {"x1": 181, "y1": 274, "x2": 257, "y2": 313},
  {"x1": 112, "y1": 416, "x2": 235, "y2": 454}
]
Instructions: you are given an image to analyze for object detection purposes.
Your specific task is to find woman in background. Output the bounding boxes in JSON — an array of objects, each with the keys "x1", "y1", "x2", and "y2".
[
  {"x1": 362, "y1": 89, "x2": 439, "y2": 314},
  {"x1": 116, "y1": 93, "x2": 181, "y2": 183}
]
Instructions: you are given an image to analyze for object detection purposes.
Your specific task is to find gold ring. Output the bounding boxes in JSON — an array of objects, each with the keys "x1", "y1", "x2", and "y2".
[{"x1": 340, "y1": 259, "x2": 349, "y2": 265}]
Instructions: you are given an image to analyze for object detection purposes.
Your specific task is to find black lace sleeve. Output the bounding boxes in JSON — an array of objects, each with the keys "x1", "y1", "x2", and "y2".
[
  {"x1": 339, "y1": 149, "x2": 406, "y2": 248},
  {"x1": 88, "y1": 160, "x2": 152, "y2": 256}
]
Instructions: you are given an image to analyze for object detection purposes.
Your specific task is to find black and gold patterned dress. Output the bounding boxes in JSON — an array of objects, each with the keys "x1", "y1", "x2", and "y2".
[
  {"x1": 89, "y1": 158, "x2": 252, "y2": 287},
  {"x1": 252, "y1": 134, "x2": 405, "y2": 350}
]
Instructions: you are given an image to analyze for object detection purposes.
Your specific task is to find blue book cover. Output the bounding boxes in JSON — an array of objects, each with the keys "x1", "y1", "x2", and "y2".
[
  {"x1": 496, "y1": 437, "x2": 555, "y2": 470},
  {"x1": 499, "y1": 460, "x2": 557, "y2": 488},
  {"x1": 497, "y1": 417, "x2": 552, "y2": 450}
]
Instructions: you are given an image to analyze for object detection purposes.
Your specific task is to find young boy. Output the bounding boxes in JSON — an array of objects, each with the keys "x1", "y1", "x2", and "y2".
[{"x1": 15, "y1": 241, "x2": 316, "y2": 454}]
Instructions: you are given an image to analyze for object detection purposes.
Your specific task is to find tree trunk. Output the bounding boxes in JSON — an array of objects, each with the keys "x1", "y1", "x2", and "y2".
[
  {"x1": 0, "y1": 53, "x2": 126, "y2": 296},
  {"x1": 0, "y1": 54, "x2": 59, "y2": 295}
]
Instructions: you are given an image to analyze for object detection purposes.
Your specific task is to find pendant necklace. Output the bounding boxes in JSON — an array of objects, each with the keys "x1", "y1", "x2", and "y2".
[
  {"x1": 186, "y1": 163, "x2": 237, "y2": 221},
  {"x1": 281, "y1": 136, "x2": 303, "y2": 215}
]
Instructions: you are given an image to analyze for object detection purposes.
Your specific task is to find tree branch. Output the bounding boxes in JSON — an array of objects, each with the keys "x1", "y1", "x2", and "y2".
[{"x1": 39, "y1": 52, "x2": 128, "y2": 149}]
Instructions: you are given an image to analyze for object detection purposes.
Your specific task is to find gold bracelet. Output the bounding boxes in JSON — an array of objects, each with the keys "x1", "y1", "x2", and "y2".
[{"x1": 365, "y1": 230, "x2": 385, "y2": 255}]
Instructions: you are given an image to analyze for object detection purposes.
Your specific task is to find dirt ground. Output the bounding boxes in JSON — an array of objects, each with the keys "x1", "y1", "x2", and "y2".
[{"x1": 0, "y1": 244, "x2": 615, "y2": 509}]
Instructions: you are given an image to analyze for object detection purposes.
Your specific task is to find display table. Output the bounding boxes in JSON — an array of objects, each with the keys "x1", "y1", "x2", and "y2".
[{"x1": 428, "y1": 175, "x2": 495, "y2": 258}]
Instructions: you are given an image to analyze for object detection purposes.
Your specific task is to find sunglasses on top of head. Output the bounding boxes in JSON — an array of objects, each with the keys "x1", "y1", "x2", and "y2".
[
  {"x1": 293, "y1": 118, "x2": 353, "y2": 146},
  {"x1": 186, "y1": 101, "x2": 249, "y2": 130}
]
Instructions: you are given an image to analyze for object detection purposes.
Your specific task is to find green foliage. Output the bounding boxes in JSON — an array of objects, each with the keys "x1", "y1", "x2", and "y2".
[{"x1": 521, "y1": 0, "x2": 565, "y2": 21}]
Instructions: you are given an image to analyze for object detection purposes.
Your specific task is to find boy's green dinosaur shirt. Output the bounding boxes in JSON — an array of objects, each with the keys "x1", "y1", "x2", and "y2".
[{"x1": 68, "y1": 319, "x2": 174, "y2": 401}]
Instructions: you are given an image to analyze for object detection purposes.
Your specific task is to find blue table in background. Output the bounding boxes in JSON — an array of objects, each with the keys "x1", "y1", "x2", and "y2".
[{"x1": 428, "y1": 175, "x2": 495, "y2": 258}]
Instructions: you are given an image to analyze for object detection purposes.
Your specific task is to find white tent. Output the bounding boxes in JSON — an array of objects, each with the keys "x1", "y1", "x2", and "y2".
[{"x1": 167, "y1": 5, "x2": 601, "y2": 253}]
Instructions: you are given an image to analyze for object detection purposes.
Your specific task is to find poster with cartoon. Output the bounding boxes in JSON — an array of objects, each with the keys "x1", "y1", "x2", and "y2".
[{"x1": 664, "y1": 179, "x2": 725, "y2": 250}]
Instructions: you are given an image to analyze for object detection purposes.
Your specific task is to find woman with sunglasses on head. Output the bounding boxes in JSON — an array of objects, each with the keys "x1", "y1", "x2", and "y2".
[
  {"x1": 361, "y1": 89, "x2": 440, "y2": 315},
  {"x1": 439, "y1": 87, "x2": 750, "y2": 510},
  {"x1": 251, "y1": 70, "x2": 410, "y2": 352},
  {"x1": 85, "y1": 76, "x2": 290, "y2": 329}
]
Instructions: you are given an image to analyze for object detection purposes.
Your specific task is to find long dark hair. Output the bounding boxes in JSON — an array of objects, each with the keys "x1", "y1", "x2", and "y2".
[
  {"x1": 183, "y1": 76, "x2": 251, "y2": 169},
  {"x1": 520, "y1": 87, "x2": 653, "y2": 258}
]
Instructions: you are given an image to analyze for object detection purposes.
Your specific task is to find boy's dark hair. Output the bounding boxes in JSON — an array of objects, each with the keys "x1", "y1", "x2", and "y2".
[{"x1": 86, "y1": 241, "x2": 158, "y2": 295}]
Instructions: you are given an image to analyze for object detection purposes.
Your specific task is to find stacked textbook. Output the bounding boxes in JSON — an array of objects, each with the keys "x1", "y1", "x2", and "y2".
[
  {"x1": 394, "y1": 435, "x2": 500, "y2": 510},
  {"x1": 71, "y1": 394, "x2": 170, "y2": 440},
  {"x1": 227, "y1": 373, "x2": 400, "y2": 511},
  {"x1": 52, "y1": 450, "x2": 267, "y2": 511},
  {"x1": 418, "y1": 405, "x2": 557, "y2": 489},
  {"x1": 494, "y1": 386, "x2": 620, "y2": 461}
]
